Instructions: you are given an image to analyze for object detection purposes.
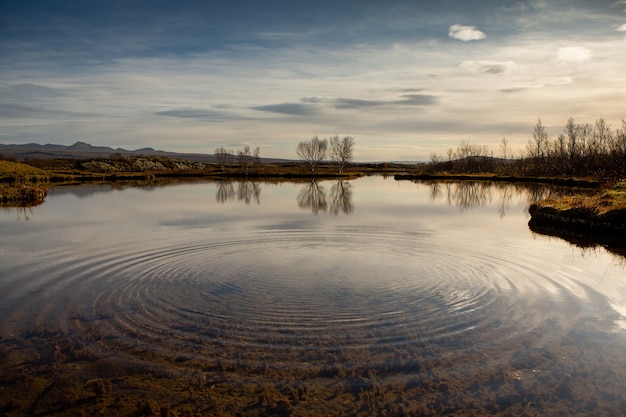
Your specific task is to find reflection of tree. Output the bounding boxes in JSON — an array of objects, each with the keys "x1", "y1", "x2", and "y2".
[
  {"x1": 297, "y1": 181, "x2": 327, "y2": 215},
  {"x1": 425, "y1": 181, "x2": 558, "y2": 216},
  {"x1": 429, "y1": 182, "x2": 443, "y2": 201},
  {"x1": 329, "y1": 180, "x2": 353, "y2": 215},
  {"x1": 497, "y1": 185, "x2": 513, "y2": 219},
  {"x1": 1, "y1": 206, "x2": 34, "y2": 221},
  {"x1": 238, "y1": 181, "x2": 261, "y2": 205},
  {"x1": 216, "y1": 180, "x2": 261, "y2": 205},
  {"x1": 216, "y1": 181, "x2": 235, "y2": 203},
  {"x1": 448, "y1": 182, "x2": 492, "y2": 211}
]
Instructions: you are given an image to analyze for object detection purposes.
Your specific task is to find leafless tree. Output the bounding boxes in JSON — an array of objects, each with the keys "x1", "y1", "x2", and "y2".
[
  {"x1": 527, "y1": 118, "x2": 549, "y2": 159},
  {"x1": 329, "y1": 135, "x2": 355, "y2": 174},
  {"x1": 296, "y1": 136, "x2": 328, "y2": 172},
  {"x1": 215, "y1": 147, "x2": 235, "y2": 172},
  {"x1": 499, "y1": 137, "x2": 509, "y2": 160},
  {"x1": 430, "y1": 152, "x2": 444, "y2": 164},
  {"x1": 238, "y1": 146, "x2": 260, "y2": 175}
]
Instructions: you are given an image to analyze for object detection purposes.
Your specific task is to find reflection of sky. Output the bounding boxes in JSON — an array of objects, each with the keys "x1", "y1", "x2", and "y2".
[
  {"x1": 1, "y1": 1, "x2": 625, "y2": 161},
  {"x1": 1, "y1": 177, "x2": 625, "y2": 329}
]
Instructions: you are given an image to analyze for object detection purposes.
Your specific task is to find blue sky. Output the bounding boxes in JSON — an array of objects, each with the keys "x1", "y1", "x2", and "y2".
[{"x1": 1, "y1": 0, "x2": 625, "y2": 161}]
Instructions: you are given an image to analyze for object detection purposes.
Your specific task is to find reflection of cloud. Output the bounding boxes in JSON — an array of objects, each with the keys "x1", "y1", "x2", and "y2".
[
  {"x1": 449, "y1": 25, "x2": 486, "y2": 41},
  {"x1": 554, "y1": 47, "x2": 592, "y2": 64}
]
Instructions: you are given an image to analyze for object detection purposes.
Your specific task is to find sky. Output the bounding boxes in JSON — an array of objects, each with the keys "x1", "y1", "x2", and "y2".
[{"x1": 1, "y1": 0, "x2": 625, "y2": 161}]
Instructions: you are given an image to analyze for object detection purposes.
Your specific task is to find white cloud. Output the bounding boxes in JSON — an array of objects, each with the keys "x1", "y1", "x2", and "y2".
[
  {"x1": 553, "y1": 47, "x2": 592, "y2": 64},
  {"x1": 448, "y1": 25, "x2": 486, "y2": 41},
  {"x1": 618, "y1": 24, "x2": 626, "y2": 32}
]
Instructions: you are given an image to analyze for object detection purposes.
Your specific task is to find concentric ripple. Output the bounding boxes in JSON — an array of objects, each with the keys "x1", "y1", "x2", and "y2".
[{"x1": 0, "y1": 226, "x2": 612, "y2": 371}]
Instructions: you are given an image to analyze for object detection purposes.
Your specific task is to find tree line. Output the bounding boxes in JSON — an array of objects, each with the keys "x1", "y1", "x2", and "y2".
[
  {"x1": 214, "y1": 135, "x2": 355, "y2": 175},
  {"x1": 428, "y1": 117, "x2": 626, "y2": 180}
]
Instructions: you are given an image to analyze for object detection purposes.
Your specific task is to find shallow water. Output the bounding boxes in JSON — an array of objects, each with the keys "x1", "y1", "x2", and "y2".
[{"x1": 1, "y1": 177, "x2": 625, "y2": 416}]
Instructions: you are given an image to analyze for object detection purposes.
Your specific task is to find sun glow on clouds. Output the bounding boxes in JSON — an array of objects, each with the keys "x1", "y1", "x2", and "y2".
[{"x1": 554, "y1": 47, "x2": 592, "y2": 64}]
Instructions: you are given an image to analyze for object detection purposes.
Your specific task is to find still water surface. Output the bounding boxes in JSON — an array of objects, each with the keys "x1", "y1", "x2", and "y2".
[{"x1": 1, "y1": 176, "x2": 625, "y2": 415}]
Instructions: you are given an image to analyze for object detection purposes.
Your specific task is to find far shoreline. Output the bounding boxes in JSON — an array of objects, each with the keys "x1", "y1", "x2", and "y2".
[{"x1": 2, "y1": 157, "x2": 625, "y2": 256}]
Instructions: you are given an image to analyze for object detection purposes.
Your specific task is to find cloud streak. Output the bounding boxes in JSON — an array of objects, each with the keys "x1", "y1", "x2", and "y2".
[{"x1": 154, "y1": 108, "x2": 238, "y2": 121}]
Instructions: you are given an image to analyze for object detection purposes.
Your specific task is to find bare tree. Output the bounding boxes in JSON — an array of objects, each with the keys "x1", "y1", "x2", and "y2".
[
  {"x1": 296, "y1": 136, "x2": 328, "y2": 172},
  {"x1": 329, "y1": 135, "x2": 355, "y2": 174},
  {"x1": 236, "y1": 146, "x2": 250, "y2": 175},
  {"x1": 499, "y1": 137, "x2": 509, "y2": 160},
  {"x1": 430, "y1": 152, "x2": 444, "y2": 164},
  {"x1": 527, "y1": 118, "x2": 549, "y2": 159},
  {"x1": 215, "y1": 147, "x2": 235, "y2": 172}
]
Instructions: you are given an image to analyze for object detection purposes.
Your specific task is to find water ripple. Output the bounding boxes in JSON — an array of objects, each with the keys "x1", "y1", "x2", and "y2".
[{"x1": 0, "y1": 228, "x2": 613, "y2": 370}]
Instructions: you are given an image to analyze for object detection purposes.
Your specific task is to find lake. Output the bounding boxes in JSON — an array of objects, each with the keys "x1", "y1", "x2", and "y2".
[{"x1": 1, "y1": 176, "x2": 625, "y2": 416}]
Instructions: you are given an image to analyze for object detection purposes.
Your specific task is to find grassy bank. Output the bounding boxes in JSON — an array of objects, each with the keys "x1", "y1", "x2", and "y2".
[
  {"x1": 528, "y1": 181, "x2": 626, "y2": 256},
  {"x1": 0, "y1": 160, "x2": 49, "y2": 206},
  {"x1": 0, "y1": 183, "x2": 48, "y2": 206}
]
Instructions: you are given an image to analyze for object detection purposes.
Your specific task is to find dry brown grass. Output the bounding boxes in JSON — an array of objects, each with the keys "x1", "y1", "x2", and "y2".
[
  {"x1": 0, "y1": 160, "x2": 49, "y2": 180},
  {"x1": 538, "y1": 181, "x2": 626, "y2": 216}
]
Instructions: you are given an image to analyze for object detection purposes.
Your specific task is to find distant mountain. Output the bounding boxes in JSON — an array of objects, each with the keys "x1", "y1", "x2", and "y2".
[
  {"x1": 0, "y1": 141, "x2": 222, "y2": 163},
  {"x1": 0, "y1": 141, "x2": 291, "y2": 163}
]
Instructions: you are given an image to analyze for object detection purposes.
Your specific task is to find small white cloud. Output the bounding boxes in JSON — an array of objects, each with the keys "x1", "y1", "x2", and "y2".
[
  {"x1": 554, "y1": 47, "x2": 592, "y2": 64},
  {"x1": 618, "y1": 24, "x2": 626, "y2": 32},
  {"x1": 448, "y1": 25, "x2": 486, "y2": 42}
]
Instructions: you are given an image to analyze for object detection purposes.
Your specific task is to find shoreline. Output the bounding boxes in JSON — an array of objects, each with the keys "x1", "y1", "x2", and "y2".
[{"x1": 2, "y1": 158, "x2": 625, "y2": 251}]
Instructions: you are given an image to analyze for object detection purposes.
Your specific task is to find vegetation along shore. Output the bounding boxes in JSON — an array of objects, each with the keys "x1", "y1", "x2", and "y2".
[{"x1": 1, "y1": 117, "x2": 625, "y2": 252}]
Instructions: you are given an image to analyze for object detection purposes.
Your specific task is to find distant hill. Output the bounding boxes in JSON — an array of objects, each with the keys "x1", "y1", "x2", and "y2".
[{"x1": 0, "y1": 141, "x2": 222, "y2": 163}]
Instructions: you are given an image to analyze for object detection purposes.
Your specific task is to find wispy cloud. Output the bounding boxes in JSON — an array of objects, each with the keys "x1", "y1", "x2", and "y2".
[
  {"x1": 460, "y1": 60, "x2": 516, "y2": 75},
  {"x1": 252, "y1": 103, "x2": 319, "y2": 116},
  {"x1": 0, "y1": 103, "x2": 96, "y2": 119},
  {"x1": 448, "y1": 25, "x2": 486, "y2": 41},
  {"x1": 333, "y1": 94, "x2": 437, "y2": 109},
  {"x1": 618, "y1": 24, "x2": 626, "y2": 32},
  {"x1": 154, "y1": 108, "x2": 237, "y2": 121},
  {"x1": 0, "y1": 83, "x2": 65, "y2": 99}
]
